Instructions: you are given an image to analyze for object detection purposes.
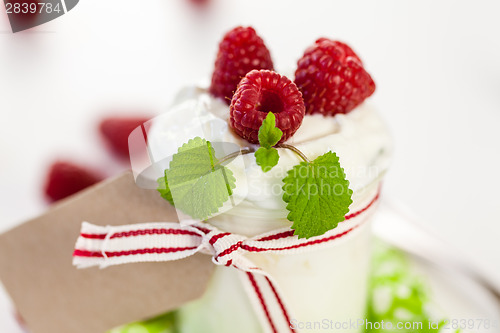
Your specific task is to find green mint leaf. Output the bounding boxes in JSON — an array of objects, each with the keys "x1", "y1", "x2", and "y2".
[
  {"x1": 157, "y1": 175, "x2": 173, "y2": 203},
  {"x1": 282, "y1": 151, "x2": 353, "y2": 239},
  {"x1": 258, "y1": 112, "x2": 283, "y2": 149},
  {"x1": 255, "y1": 112, "x2": 282, "y2": 173},
  {"x1": 157, "y1": 137, "x2": 236, "y2": 220},
  {"x1": 255, "y1": 147, "x2": 280, "y2": 173}
]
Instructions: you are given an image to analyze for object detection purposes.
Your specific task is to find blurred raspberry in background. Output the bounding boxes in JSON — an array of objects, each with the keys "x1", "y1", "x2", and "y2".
[
  {"x1": 42, "y1": 115, "x2": 152, "y2": 202},
  {"x1": 43, "y1": 161, "x2": 103, "y2": 202},
  {"x1": 99, "y1": 116, "x2": 152, "y2": 160}
]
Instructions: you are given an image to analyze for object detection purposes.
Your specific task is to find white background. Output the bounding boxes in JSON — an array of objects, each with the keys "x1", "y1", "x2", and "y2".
[{"x1": 1, "y1": 0, "x2": 499, "y2": 331}]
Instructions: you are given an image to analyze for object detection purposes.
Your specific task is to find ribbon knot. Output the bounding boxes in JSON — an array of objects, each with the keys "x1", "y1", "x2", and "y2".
[
  {"x1": 73, "y1": 189, "x2": 380, "y2": 333},
  {"x1": 205, "y1": 230, "x2": 246, "y2": 266}
]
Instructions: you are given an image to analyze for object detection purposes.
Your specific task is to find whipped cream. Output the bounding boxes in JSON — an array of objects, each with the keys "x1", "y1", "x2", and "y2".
[{"x1": 147, "y1": 85, "x2": 392, "y2": 233}]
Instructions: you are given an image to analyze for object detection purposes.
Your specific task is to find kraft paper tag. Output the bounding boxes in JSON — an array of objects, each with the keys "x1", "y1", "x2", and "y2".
[{"x1": 0, "y1": 172, "x2": 215, "y2": 333}]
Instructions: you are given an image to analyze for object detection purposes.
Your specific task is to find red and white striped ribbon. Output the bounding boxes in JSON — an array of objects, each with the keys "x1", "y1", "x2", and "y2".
[{"x1": 73, "y1": 190, "x2": 379, "y2": 333}]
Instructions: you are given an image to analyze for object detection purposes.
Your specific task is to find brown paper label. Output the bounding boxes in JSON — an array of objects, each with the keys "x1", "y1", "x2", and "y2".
[{"x1": 0, "y1": 172, "x2": 215, "y2": 333}]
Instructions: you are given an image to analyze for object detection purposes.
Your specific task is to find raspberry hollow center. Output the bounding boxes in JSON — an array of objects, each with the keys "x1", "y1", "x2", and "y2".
[
  {"x1": 229, "y1": 69, "x2": 305, "y2": 144},
  {"x1": 257, "y1": 90, "x2": 284, "y2": 113}
]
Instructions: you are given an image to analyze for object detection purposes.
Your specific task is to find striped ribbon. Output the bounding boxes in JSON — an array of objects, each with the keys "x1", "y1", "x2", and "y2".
[{"x1": 73, "y1": 190, "x2": 379, "y2": 333}]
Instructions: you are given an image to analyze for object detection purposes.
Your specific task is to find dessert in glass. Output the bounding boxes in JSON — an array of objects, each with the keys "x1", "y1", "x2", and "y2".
[{"x1": 144, "y1": 26, "x2": 392, "y2": 333}]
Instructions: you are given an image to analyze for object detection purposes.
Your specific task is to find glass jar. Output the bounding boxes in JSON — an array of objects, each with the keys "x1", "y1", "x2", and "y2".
[
  {"x1": 142, "y1": 87, "x2": 393, "y2": 333},
  {"x1": 175, "y1": 177, "x2": 382, "y2": 333}
]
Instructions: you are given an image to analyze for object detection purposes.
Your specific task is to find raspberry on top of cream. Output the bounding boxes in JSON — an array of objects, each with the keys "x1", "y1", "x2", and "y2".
[{"x1": 149, "y1": 26, "x2": 390, "y2": 236}]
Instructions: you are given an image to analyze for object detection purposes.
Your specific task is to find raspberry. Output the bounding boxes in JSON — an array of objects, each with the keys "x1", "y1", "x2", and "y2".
[
  {"x1": 316, "y1": 38, "x2": 363, "y2": 65},
  {"x1": 5, "y1": 0, "x2": 39, "y2": 32},
  {"x1": 229, "y1": 70, "x2": 305, "y2": 144},
  {"x1": 99, "y1": 116, "x2": 151, "y2": 159},
  {"x1": 210, "y1": 26, "x2": 273, "y2": 104},
  {"x1": 294, "y1": 38, "x2": 375, "y2": 115},
  {"x1": 44, "y1": 161, "x2": 103, "y2": 202}
]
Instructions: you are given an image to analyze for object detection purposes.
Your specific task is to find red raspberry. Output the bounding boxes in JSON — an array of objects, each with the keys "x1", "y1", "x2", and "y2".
[
  {"x1": 294, "y1": 38, "x2": 375, "y2": 115},
  {"x1": 316, "y1": 38, "x2": 363, "y2": 65},
  {"x1": 99, "y1": 116, "x2": 151, "y2": 159},
  {"x1": 44, "y1": 161, "x2": 103, "y2": 202},
  {"x1": 210, "y1": 26, "x2": 273, "y2": 104},
  {"x1": 229, "y1": 70, "x2": 305, "y2": 144},
  {"x1": 5, "y1": 0, "x2": 39, "y2": 33}
]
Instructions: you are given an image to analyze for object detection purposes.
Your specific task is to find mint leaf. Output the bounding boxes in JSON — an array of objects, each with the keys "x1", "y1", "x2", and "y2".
[
  {"x1": 255, "y1": 112, "x2": 282, "y2": 173},
  {"x1": 255, "y1": 147, "x2": 280, "y2": 173},
  {"x1": 157, "y1": 137, "x2": 236, "y2": 220},
  {"x1": 282, "y1": 151, "x2": 353, "y2": 238},
  {"x1": 157, "y1": 176, "x2": 173, "y2": 203},
  {"x1": 258, "y1": 112, "x2": 282, "y2": 149}
]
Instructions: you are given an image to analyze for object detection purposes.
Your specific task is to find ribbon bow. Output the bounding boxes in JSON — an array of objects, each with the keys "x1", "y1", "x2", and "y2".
[{"x1": 73, "y1": 190, "x2": 379, "y2": 333}]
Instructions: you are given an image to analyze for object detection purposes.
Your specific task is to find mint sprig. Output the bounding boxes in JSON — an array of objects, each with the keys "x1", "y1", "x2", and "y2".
[
  {"x1": 282, "y1": 151, "x2": 353, "y2": 239},
  {"x1": 255, "y1": 112, "x2": 282, "y2": 172},
  {"x1": 157, "y1": 137, "x2": 236, "y2": 220},
  {"x1": 156, "y1": 124, "x2": 353, "y2": 238}
]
